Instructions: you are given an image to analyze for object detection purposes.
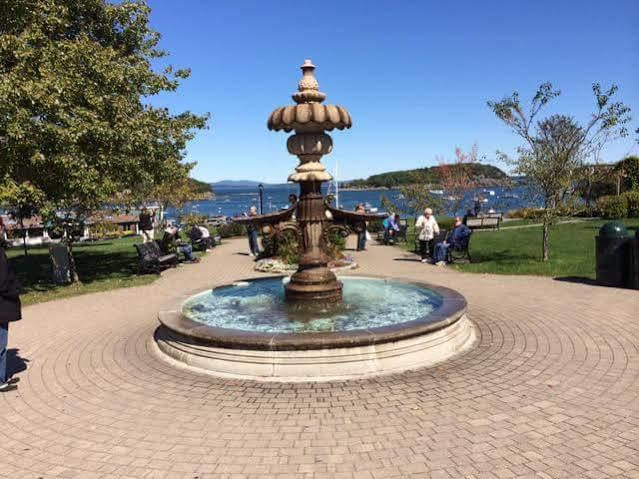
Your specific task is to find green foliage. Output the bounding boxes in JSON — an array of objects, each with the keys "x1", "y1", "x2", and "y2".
[
  {"x1": 89, "y1": 219, "x2": 121, "y2": 240},
  {"x1": 348, "y1": 163, "x2": 508, "y2": 189},
  {"x1": 488, "y1": 81, "x2": 631, "y2": 261},
  {"x1": 217, "y1": 222, "x2": 246, "y2": 238},
  {"x1": 179, "y1": 213, "x2": 207, "y2": 228},
  {"x1": 5, "y1": 235, "x2": 156, "y2": 305},
  {"x1": 507, "y1": 207, "x2": 547, "y2": 220},
  {"x1": 574, "y1": 164, "x2": 617, "y2": 204},
  {"x1": 188, "y1": 178, "x2": 214, "y2": 196},
  {"x1": 622, "y1": 191, "x2": 639, "y2": 217},
  {"x1": 325, "y1": 230, "x2": 346, "y2": 261},
  {"x1": 597, "y1": 195, "x2": 628, "y2": 219},
  {"x1": 442, "y1": 219, "x2": 639, "y2": 278},
  {"x1": 276, "y1": 232, "x2": 299, "y2": 265},
  {"x1": 615, "y1": 156, "x2": 639, "y2": 191},
  {"x1": 0, "y1": 0, "x2": 208, "y2": 278}
]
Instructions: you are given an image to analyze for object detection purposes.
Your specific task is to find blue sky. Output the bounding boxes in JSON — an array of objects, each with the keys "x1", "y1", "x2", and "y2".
[{"x1": 147, "y1": 0, "x2": 639, "y2": 183}]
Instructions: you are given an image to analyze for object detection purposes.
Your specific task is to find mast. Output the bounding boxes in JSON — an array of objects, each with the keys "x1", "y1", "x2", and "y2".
[{"x1": 335, "y1": 160, "x2": 339, "y2": 208}]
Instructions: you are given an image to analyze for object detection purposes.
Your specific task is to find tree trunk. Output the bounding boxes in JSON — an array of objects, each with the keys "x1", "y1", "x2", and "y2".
[
  {"x1": 20, "y1": 218, "x2": 28, "y2": 256},
  {"x1": 67, "y1": 240, "x2": 80, "y2": 283},
  {"x1": 542, "y1": 217, "x2": 550, "y2": 262}
]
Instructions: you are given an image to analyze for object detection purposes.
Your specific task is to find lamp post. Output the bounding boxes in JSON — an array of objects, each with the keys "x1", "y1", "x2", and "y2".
[{"x1": 258, "y1": 183, "x2": 264, "y2": 214}]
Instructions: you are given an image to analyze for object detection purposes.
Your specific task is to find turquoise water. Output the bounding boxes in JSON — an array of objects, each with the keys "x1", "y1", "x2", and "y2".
[{"x1": 183, "y1": 277, "x2": 443, "y2": 333}]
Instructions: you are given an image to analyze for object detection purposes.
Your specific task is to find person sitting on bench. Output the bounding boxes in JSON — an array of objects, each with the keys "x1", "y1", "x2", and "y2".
[
  {"x1": 382, "y1": 213, "x2": 400, "y2": 245},
  {"x1": 188, "y1": 224, "x2": 212, "y2": 250},
  {"x1": 162, "y1": 226, "x2": 198, "y2": 262},
  {"x1": 433, "y1": 216, "x2": 471, "y2": 265}
]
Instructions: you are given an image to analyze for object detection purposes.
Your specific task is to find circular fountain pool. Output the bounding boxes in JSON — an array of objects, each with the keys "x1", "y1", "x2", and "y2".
[{"x1": 156, "y1": 276, "x2": 475, "y2": 381}]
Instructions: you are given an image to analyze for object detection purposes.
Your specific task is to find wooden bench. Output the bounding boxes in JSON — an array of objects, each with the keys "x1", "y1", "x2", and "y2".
[
  {"x1": 134, "y1": 241, "x2": 178, "y2": 274},
  {"x1": 466, "y1": 214, "x2": 501, "y2": 231}
]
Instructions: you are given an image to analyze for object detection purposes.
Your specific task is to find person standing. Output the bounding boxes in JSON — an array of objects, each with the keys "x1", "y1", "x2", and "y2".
[
  {"x1": 138, "y1": 207, "x2": 155, "y2": 243},
  {"x1": 247, "y1": 206, "x2": 260, "y2": 257},
  {"x1": 415, "y1": 208, "x2": 440, "y2": 263},
  {"x1": 355, "y1": 204, "x2": 368, "y2": 251},
  {"x1": 0, "y1": 232, "x2": 21, "y2": 392}
]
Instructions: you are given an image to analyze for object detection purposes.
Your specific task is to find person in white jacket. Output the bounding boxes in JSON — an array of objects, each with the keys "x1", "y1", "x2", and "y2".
[{"x1": 415, "y1": 208, "x2": 440, "y2": 263}]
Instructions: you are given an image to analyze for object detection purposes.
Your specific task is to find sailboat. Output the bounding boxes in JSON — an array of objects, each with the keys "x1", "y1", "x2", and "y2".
[{"x1": 326, "y1": 160, "x2": 339, "y2": 208}]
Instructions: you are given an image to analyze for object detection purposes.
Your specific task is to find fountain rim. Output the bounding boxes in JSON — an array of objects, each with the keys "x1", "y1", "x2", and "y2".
[{"x1": 158, "y1": 275, "x2": 467, "y2": 351}]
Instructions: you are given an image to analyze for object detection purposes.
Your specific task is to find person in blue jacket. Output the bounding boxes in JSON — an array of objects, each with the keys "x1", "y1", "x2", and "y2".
[
  {"x1": 433, "y1": 216, "x2": 472, "y2": 264},
  {"x1": 382, "y1": 213, "x2": 400, "y2": 245}
]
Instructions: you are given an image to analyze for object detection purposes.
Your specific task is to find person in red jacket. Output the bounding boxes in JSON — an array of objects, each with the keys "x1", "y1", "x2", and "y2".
[{"x1": 0, "y1": 229, "x2": 21, "y2": 392}]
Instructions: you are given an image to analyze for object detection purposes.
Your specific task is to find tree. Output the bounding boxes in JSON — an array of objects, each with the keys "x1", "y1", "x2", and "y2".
[
  {"x1": 0, "y1": 179, "x2": 44, "y2": 255},
  {"x1": 384, "y1": 170, "x2": 443, "y2": 218},
  {"x1": 0, "y1": 0, "x2": 208, "y2": 281},
  {"x1": 614, "y1": 156, "x2": 639, "y2": 192},
  {"x1": 437, "y1": 144, "x2": 480, "y2": 215},
  {"x1": 488, "y1": 82, "x2": 631, "y2": 261}
]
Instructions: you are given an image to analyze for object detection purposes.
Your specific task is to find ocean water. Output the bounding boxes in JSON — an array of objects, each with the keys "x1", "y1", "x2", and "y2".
[{"x1": 168, "y1": 184, "x2": 538, "y2": 220}]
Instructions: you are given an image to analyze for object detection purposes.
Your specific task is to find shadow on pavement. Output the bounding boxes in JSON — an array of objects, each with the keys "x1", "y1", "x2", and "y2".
[
  {"x1": 8, "y1": 348, "x2": 29, "y2": 377},
  {"x1": 554, "y1": 276, "x2": 599, "y2": 287}
]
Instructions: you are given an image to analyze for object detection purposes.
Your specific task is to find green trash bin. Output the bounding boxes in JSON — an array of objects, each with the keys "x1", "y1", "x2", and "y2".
[
  {"x1": 632, "y1": 230, "x2": 639, "y2": 290},
  {"x1": 595, "y1": 222, "x2": 630, "y2": 288}
]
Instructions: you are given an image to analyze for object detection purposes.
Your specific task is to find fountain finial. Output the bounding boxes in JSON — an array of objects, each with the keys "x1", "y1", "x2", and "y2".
[{"x1": 292, "y1": 59, "x2": 326, "y2": 104}]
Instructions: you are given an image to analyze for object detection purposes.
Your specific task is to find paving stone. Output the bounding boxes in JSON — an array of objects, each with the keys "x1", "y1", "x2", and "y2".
[{"x1": 1, "y1": 237, "x2": 638, "y2": 478}]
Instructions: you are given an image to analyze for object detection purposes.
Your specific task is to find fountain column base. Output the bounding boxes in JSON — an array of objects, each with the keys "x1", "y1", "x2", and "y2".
[{"x1": 285, "y1": 267, "x2": 343, "y2": 303}]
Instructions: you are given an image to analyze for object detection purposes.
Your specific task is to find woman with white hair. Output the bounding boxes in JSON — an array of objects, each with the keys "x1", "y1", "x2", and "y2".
[{"x1": 415, "y1": 207, "x2": 440, "y2": 263}]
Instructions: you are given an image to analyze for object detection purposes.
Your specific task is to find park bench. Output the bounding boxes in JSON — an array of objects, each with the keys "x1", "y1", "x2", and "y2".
[
  {"x1": 466, "y1": 214, "x2": 501, "y2": 231},
  {"x1": 134, "y1": 241, "x2": 178, "y2": 274},
  {"x1": 376, "y1": 219, "x2": 408, "y2": 245},
  {"x1": 447, "y1": 230, "x2": 472, "y2": 263},
  {"x1": 413, "y1": 229, "x2": 448, "y2": 256}
]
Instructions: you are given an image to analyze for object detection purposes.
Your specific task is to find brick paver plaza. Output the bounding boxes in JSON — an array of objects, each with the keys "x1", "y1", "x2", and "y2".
[{"x1": 2, "y1": 237, "x2": 638, "y2": 478}]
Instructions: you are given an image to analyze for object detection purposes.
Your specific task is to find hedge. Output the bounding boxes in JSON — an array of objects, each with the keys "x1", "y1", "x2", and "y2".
[
  {"x1": 597, "y1": 195, "x2": 628, "y2": 219},
  {"x1": 623, "y1": 191, "x2": 639, "y2": 218}
]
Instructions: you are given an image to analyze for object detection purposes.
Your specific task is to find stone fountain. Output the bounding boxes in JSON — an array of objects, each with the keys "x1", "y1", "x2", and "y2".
[
  {"x1": 235, "y1": 59, "x2": 382, "y2": 303},
  {"x1": 154, "y1": 61, "x2": 476, "y2": 381}
]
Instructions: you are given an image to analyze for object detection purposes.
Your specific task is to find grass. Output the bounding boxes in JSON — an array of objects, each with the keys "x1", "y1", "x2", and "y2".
[
  {"x1": 6, "y1": 236, "x2": 159, "y2": 305},
  {"x1": 399, "y1": 218, "x2": 639, "y2": 279}
]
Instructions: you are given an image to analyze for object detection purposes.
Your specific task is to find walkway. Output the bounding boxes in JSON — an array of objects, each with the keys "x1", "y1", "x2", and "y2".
[{"x1": 1, "y1": 237, "x2": 638, "y2": 478}]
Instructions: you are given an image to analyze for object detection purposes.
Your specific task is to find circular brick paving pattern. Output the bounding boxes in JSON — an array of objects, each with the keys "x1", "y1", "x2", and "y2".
[{"x1": 1, "y1": 238, "x2": 638, "y2": 479}]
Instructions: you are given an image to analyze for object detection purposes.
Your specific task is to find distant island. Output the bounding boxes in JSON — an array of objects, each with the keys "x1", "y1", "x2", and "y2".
[
  {"x1": 343, "y1": 164, "x2": 510, "y2": 189},
  {"x1": 189, "y1": 178, "x2": 216, "y2": 198},
  {"x1": 211, "y1": 180, "x2": 289, "y2": 189}
]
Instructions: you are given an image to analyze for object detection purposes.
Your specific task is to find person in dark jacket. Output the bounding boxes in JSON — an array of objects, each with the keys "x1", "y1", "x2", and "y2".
[
  {"x1": 433, "y1": 216, "x2": 472, "y2": 265},
  {"x1": 0, "y1": 234, "x2": 21, "y2": 392},
  {"x1": 138, "y1": 207, "x2": 155, "y2": 243}
]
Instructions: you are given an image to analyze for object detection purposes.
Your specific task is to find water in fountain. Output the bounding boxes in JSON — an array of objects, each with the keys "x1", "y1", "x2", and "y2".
[{"x1": 183, "y1": 277, "x2": 442, "y2": 333}]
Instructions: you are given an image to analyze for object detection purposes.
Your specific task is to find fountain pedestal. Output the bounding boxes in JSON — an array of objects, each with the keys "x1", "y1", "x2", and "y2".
[{"x1": 236, "y1": 59, "x2": 382, "y2": 303}]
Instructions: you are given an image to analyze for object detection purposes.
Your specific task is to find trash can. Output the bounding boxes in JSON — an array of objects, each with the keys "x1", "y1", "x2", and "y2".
[
  {"x1": 595, "y1": 222, "x2": 630, "y2": 288},
  {"x1": 632, "y1": 230, "x2": 639, "y2": 290}
]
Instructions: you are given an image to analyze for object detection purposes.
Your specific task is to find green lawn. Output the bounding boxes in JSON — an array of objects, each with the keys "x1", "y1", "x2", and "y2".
[
  {"x1": 400, "y1": 219, "x2": 638, "y2": 279},
  {"x1": 6, "y1": 235, "x2": 158, "y2": 305}
]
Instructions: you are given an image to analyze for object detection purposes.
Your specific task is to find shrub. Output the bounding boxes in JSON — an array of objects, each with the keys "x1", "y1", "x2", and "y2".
[
  {"x1": 217, "y1": 222, "x2": 246, "y2": 238},
  {"x1": 597, "y1": 195, "x2": 628, "y2": 219},
  {"x1": 506, "y1": 207, "x2": 545, "y2": 220},
  {"x1": 623, "y1": 191, "x2": 639, "y2": 218},
  {"x1": 277, "y1": 232, "x2": 299, "y2": 265},
  {"x1": 179, "y1": 213, "x2": 208, "y2": 228}
]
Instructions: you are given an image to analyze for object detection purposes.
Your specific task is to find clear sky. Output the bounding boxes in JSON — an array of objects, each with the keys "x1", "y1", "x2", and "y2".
[{"x1": 147, "y1": 0, "x2": 639, "y2": 184}]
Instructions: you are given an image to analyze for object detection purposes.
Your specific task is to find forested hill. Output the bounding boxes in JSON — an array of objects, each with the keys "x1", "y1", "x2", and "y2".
[
  {"x1": 346, "y1": 164, "x2": 509, "y2": 188},
  {"x1": 189, "y1": 178, "x2": 215, "y2": 196}
]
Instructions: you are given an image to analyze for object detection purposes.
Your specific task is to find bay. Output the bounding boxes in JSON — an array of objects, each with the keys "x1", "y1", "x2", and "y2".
[{"x1": 168, "y1": 184, "x2": 539, "y2": 220}]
